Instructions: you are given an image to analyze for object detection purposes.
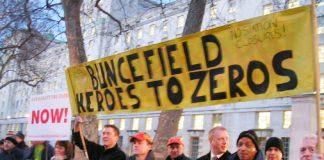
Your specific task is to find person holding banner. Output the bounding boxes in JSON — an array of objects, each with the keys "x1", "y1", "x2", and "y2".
[
  {"x1": 73, "y1": 115, "x2": 127, "y2": 160},
  {"x1": 128, "y1": 132, "x2": 155, "y2": 160},
  {"x1": 197, "y1": 126, "x2": 231, "y2": 160},
  {"x1": 50, "y1": 141, "x2": 73, "y2": 160},
  {"x1": 227, "y1": 130, "x2": 263, "y2": 160}
]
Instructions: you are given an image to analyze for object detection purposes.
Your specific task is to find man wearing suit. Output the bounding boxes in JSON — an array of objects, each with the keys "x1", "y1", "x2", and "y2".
[{"x1": 197, "y1": 126, "x2": 231, "y2": 160}]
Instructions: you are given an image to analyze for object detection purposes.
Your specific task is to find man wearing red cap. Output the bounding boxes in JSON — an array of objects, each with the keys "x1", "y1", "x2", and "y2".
[
  {"x1": 166, "y1": 136, "x2": 190, "y2": 160},
  {"x1": 198, "y1": 127, "x2": 231, "y2": 160},
  {"x1": 129, "y1": 132, "x2": 155, "y2": 160}
]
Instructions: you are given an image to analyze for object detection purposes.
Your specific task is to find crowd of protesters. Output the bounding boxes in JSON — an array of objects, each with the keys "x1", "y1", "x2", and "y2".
[{"x1": 0, "y1": 115, "x2": 322, "y2": 160}]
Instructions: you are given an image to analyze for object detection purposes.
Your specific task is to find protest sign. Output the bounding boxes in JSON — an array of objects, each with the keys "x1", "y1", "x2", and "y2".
[
  {"x1": 26, "y1": 92, "x2": 72, "y2": 141},
  {"x1": 66, "y1": 6, "x2": 315, "y2": 115}
]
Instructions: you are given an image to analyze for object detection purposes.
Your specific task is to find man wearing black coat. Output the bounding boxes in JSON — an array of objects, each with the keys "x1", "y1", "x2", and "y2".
[
  {"x1": 73, "y1": 115, "x2": 127, "y2": 160},
  {"x1": 15, "y1": 131, "x2": 29, "y2": 151},
  {"x1": 197, "y1": 127, "x2": 231, "y2": 160},
  {"x1": 0, "y1": 136, "x2": 23, "y2": 160}
]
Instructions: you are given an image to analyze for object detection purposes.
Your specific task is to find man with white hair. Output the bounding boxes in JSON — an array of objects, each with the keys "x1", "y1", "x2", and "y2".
[
  {"x1": 300, "y1": 135, "x2": 324, "y2": 160},
  {"x1": 197, "y1": 126, "x2": 231, "y2": 160}
]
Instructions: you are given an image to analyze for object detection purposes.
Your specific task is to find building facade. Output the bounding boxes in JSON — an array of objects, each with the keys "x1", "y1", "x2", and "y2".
[{"x1": 0, "y1": 0, "x2": 324, "y2": 159}]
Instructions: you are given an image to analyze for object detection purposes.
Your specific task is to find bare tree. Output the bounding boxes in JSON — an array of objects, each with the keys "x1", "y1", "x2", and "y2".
[
  {"x1": 61, "y1": 0, "x2": 97, "y2": 160},
  {"x1": 0, "y1": 0, "x2": 65, "y2": 89}
]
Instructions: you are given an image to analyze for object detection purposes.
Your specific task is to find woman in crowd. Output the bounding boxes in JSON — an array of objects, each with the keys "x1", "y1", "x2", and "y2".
[{"x1": 50, "y1": 141, "x2": 73, "y2": 160}]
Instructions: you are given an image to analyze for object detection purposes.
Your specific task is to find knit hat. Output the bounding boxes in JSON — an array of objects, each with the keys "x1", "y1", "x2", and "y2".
[
  {"x1": 237, "y1": 130, "x2": 259, "y2": 150},
  {"x1": 15, "y1": 131, "x2": 25, "y2": 139},
  {"x1": 5, "y1": 136, "x2": 17, "y2": 146},
  {"x1": 265, "y1": 137, "x2": 284, "y2": 154}
]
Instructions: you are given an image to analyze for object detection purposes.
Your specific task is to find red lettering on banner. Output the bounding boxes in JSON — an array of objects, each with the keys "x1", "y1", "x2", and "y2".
[{"x1": 31, "y1": 108, "x2": 68, "y2": 124}]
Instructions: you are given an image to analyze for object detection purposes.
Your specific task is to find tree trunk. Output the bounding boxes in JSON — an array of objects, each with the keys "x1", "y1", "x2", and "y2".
[
  {"x1": 62, "y1": 0, "x2": 98, "y2": 160},
  {"x1": 62, "y1": 0, "x2": 87, "y2": 65},
  {"x1": 152, "y1": 0, "x2": 206, "y2": 159}
]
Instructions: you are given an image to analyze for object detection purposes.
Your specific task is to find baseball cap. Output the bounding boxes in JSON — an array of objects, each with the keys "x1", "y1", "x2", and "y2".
[
  {"x1": 167, "y1": 137, "x2": 184, "y2": 146},
  {"x1": 130, "y1": 132, "x2": 153, "y2": 144}
]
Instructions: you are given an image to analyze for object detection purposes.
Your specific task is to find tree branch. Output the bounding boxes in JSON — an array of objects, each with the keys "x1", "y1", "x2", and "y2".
[{"x1": 95, "y1": 0, "x2": 123, "y2": 33}]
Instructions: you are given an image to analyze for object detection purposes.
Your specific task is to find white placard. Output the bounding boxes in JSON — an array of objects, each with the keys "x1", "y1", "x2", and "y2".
[{"x1": 26, "y1": 92, "x2": 72, "y2": 141}]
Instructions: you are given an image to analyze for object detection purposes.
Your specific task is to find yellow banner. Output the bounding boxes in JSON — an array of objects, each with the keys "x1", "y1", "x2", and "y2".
[{"x1": 66, "y1": 5, "x2": 315, "y2": 115}]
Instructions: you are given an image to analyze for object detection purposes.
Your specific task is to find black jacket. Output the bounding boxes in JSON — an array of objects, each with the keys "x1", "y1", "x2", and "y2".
[
  {"x1": 128, "y1": 150, "x2": 155, "y2": 160},
  {"x1": 197, "y1": 151, "x2": 231, "y2": 160},
  {"x1": 73, "y1": 131, "x2": 127, "y2": 160},
  {"x1": 226, "y1": 151, "x2": 263, "y2": 160},
  {"x1": 16, "y1": 142, "x2": 29, "y2": 151},
  {"x1": 0, "y1": 148, "x2": 24, "y2": 160},
  {"x1": 166, "y1": 154, "x2": 191, "y2": 160}
]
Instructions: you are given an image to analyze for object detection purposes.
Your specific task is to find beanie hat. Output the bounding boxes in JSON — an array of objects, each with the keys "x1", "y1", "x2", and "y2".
[
  {"x1": 265, "y1": 137, "x2": 284, "y2": 154},
  {"x1": 237, "y1": 130, "x2": 259, "y2": 150},
  {"x1": 5, "y1": 136, "x2": 17, "y2": 146}
]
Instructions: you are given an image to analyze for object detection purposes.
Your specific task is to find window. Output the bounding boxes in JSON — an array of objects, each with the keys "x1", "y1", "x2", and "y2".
[
  {"x1": 98, "y1": 120, "x2": 103, "y2": 131},
  {"x1": 132, "y1": 118, "x2": 139, "y2": 130},
  {"x1": 282, "y1": 137, "x2": 290, "y2": 160},
  {"x1": 178, "y1": 116, "x2": 184, "y2": 130},
  {"x1": 126, "y1": 32, "x2": 131, "y2": 44},
  {"x1": 320, "y1": 109, "x2": 324, "y2": 128},
  {"x1": 319, "y1": 45, "x2": 324, "y2": 62},
  {"x1": 149, "y1": 24, "x2": 156, "y2": 35},
  {"x1": 258, "y1": 112, "x2": 270, "y2": 129},
  {"x1": 145, "y1": 117, "x2": 152, "y2": 130},
  {"x1": 318, "y1": 2, "x2": 324, "y2": 7},
  {"x1": 263, "y1": 4, "x2": 273, "y2": 15},
  {"x1": 109, "y1": 119, "x2": 115, "y2": 125},
  {"x1": 162, "y1": 21, "x2": 168, "y2": 32},
  {"x1": 212, "y1": 113, "x2": 222, "y2": 127},
  {"x1": 137, "y1": 29, "x2": 143, "y2": 39},
  {"x1": 148, "y1": 41, "x2": 154, "y2": 45},
  {"x1": 227, "y1": 19, "x2": 236, "y2": 24},
  {"x1": 190, "y1": 137, "x2": 199, "y2": 159},
  {"x1": 228, "y1": 0, "x2": 236, "y2": 13},
  {"x1": 120, "y1": 118, "x2": 125, "y2": 131},
  {"x1": 288, "y1": 0, "x2": 299, "y2": 8},
  {"x1": 161, "y1": 37, "x2": 168, "y2": 42},
  {"x1": 210, "y1": 6, "x2": 217, "y2": 19},
  {"x1": 193, "y1": 115, "x2": 204, "y2": 130},
  {"x1": 283, "y1": 111, "x2": 291, "y2": 128},
  {"x1": 91, "y1": 27, "x2": 96, "y2": 35},
  {"x1": 114, "y1": 36, "x2": 119, "y2": 45},
  {"x1": 259, "y1": 137, "x2": 267, "y2": 156},
  {"x1": 319, "y1": 27, "x2": 324, "y2": 34},
  {"x1": 118, "y1": 136, "x2": 123, "y2": 147},
  {"x1": 177, "y1": 15, "x2": 185, "y2": 28}
]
